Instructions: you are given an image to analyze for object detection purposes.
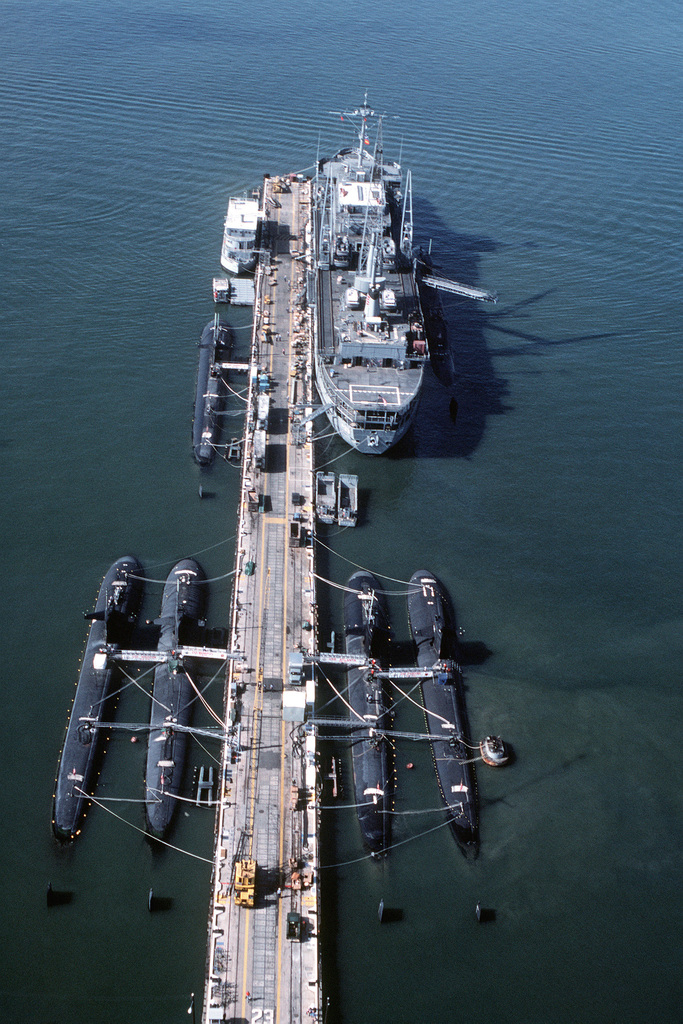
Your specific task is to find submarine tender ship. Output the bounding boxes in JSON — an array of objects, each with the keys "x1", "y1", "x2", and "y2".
[
  {"x1": 407, "y1": 569, "x2": 478, "y2": 853},
  {"x1": 344, "y1": 570, "x2": 393, "y2": 853},
  {"x1": 312, "y1": 97, "x2": 429, "y2": 454},
  {"x1": 144, "y1": 558, "x2": 207, "y2": 837},
  {"x1": 52, "y1": 556, "x2": 144, "y2": 841}
]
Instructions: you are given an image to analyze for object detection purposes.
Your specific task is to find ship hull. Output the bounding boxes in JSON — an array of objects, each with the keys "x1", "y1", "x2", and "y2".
[
  {"x1": 220, "y1": 252, "x2": 257, "y2": 275},
  {"x1": 314, "y1": 349, "x2": 416, "y2": 455},
  {"x1": 52, "y1": 556, "x2": 144, "y2": 841},
  {"x1": 344, "y1": 571, "x2": 393, "y2": 854},
  {"x1": 144, "y1": 558, "x2": 207, "y2": 837},
  {"x1": 407, "y1": 570, "x2": 478, "y2": 854}
]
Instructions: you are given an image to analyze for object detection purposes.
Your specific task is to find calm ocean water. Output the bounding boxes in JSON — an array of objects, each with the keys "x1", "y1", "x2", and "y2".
[{"x1": 1, "y1": 1, "x2": 681, "y2": 1021}]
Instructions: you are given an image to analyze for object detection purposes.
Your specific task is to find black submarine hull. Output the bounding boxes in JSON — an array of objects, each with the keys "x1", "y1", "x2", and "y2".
[
  {"x1": 144, "y1": 558, "x2": 207, "y2": 837},
  {"x1": 344, "y1": 570, "x2": 393, "y2": 855},
  {"x1": 52, "y1": 556, "x2": 144, "y2": 841},
  {"x1": 193, "y1": 319, "x2": 232, "y2": 465},
  {"x1": 407, "y1": 569, "x2": 478, "y2": 854}
]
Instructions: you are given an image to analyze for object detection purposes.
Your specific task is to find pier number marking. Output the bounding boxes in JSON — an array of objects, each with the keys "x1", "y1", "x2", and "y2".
[{"x1": 251, "y1": 1010, "x2": 274, "y2": 1023}]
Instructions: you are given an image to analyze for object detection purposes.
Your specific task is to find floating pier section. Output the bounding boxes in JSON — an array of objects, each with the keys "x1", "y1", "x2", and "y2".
[{"x1": 203, "y1": 177, "x2": 322, "y2": 1023}]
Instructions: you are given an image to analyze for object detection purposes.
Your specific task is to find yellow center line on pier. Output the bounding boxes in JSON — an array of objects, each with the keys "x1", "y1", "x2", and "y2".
[
  {"x1": 276, "y1": 227, "x2": 300, "y2": 1024},
  {"x1": 240, "y1": 485, "x2": 271, "y2": 1020}
]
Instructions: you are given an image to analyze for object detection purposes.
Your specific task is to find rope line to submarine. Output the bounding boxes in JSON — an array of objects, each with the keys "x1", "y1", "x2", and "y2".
[{"x1": 77, "y1": 787, "x2": 460, "y2": 870}]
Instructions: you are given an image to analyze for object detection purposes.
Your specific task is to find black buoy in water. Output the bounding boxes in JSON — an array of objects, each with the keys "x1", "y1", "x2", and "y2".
[
  {"x1": 47, "y1": 882, "x2": 72, "y2": 907},
  {"x1": 476, "y1": 901, "x2": 496, "y2": 923},
  {"x1": 449, "y1": 397, "x2": 458, "y2": 423}
]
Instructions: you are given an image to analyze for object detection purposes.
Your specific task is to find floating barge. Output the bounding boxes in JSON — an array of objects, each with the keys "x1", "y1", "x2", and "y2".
[
  {"x1": 314, "y1": 471, "x2": 358, "y2": 526},
  {"x1": 315, "y1": 471, "x2": 336, "y2": 524},
  {"x1": 213, "y1": 276, "x2": 256, "y2": 306},
  {"x1": 337, "y1": 473, "x2": 358, "y2": 527}
]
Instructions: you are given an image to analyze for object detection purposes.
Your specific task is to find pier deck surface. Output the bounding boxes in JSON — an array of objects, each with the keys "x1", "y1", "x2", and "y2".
[{"x1": 203, "y1": 179, "x2": 321, "y2": 1024}]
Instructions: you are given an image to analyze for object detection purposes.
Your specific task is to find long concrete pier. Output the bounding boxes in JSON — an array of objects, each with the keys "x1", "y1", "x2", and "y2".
[{"x1": 202, "y1": 177, "x2": 322, "y2": 1024}]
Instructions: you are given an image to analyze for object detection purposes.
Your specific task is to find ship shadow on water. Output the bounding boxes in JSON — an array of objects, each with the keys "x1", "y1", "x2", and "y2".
[
  {"x1": 389, "y1": 197, "x2": 510, "y2": 460},
  {"x1": 389, "y1": 200, "x2": 619, "y2": 461}
]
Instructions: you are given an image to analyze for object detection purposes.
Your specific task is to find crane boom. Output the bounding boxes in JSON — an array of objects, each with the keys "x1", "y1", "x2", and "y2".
[{"x1": 420, "y1": 274, "x2": 497, "y2": 303}]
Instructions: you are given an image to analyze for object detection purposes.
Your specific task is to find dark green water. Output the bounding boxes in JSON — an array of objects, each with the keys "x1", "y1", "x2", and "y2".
[{"x1": 1, "y1": 1, "x2": 681, "y2": 1021}]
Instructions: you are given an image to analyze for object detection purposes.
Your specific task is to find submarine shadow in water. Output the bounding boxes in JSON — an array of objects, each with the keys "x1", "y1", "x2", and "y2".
[{"x1": 458, "y1": 639, "x2": 493, "y2": 667}]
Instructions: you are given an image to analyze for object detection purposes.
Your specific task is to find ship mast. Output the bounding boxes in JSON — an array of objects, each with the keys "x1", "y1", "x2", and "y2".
[
  {"x1": 355, "y1": 92, "x2": 374, "y2": 171},
  {"x1": 400, "y1": 168, "x2": 413, "y2": 259},
  {"x1": 333, "y1": 93, "x2": 375, "y2": 170},
  {"x1": 372, "y1": 114, "x2": 384, "y2": 182}
]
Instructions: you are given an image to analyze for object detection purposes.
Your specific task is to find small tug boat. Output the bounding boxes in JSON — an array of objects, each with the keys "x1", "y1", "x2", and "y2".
[
  {"x1": 144, "y1": 558, "x2": 207, "y2": 837},
  {"x1": 344, "y1": 570, "x2": 393, "y2": 854},
  {"x1": 407, "y1": 570, "x2": 478, "y2": 854},
  {"x1": 192, "y1": 317, "x2": 232, "y2": 466},
  {"x1": 52, "y1": 556, "x2": 144, "y2": 841}
]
